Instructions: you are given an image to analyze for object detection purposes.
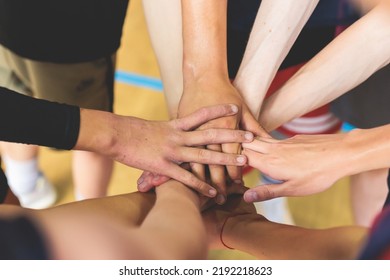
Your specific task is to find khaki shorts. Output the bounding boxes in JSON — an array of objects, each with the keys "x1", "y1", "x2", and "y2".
[{"x1": 0, "y1": 46, "x2": 115, "y2": 112}]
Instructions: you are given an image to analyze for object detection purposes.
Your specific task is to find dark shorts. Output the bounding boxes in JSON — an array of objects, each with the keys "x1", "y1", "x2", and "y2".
[
  {"x1": 385, "y1": 170, "x2": 390, "y2": 207},
  {"x1": 331, "y1": 63, "x2": 390, "y2": 129},
  {"x1": 358, "y1": 205, "x2": 390, "y2": 259},
  {"x1": 0, "y1": 163, "x2": 9, "y2": 204}
]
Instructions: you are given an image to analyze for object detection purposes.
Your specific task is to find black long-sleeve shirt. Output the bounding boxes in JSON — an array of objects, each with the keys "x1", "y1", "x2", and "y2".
[
  {"x1": 0, "y1": 0, "x2": 129, "y2": 63},
  {"x1": 0, "y1": 86, "x2": 80, "y2": 149}
]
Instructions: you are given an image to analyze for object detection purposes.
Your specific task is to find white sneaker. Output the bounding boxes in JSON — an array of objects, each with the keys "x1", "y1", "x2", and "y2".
[{"x1": 18, "y1": 174, "x2": 57, "y2": 209}]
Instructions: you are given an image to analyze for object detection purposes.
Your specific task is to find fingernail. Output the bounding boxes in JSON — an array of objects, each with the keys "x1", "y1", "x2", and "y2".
[
  {"x1": 245, "y1": 132, "x2": 253, "y2": 141},
  {"x1": 209, "y1": 188, "x2": 217, "y2": 197},
  {"x1": 236, "y1": 155, "x2": 246, "y2": 164},
  {"x1": 234, "y1": 179, "x2": 242, "y2": 185},
  {"x1": 152, "y1": 175, "x2": 160, "y2": 182},
  {"x1": 230, "y1": 104, "x2": 238, "y2": 113},
  {"x1": 138, "y1": 182, "x2": 148, "y2": 192},
  {"x1": 245, "y1": 191, "x2": 258, "y2": 202},
  {"x1": 137, "y1": 177, "x2": 144, "y2": 185},
  {"x1": 216, "y1": 194, "x2": 226, "y2": 205}
]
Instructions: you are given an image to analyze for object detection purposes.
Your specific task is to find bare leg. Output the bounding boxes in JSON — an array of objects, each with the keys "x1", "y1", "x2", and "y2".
[
  {"x1": 72, "y1": 150, "x2": 113, "y2": 199},
  {"x1": 0, "y1": 142, "x2": 38, "y2": 160},
  {"x1": 0, "y1": 142, "x2": 56, "y2": 208},
  {"x1": 350, "y1": 168, "x2": 388, "y2": 226}
]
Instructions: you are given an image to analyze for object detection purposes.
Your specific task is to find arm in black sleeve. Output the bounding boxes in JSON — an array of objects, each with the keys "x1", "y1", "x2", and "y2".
[{"x1": 0, "y1": 86, "x2": 80, "y2": 150}]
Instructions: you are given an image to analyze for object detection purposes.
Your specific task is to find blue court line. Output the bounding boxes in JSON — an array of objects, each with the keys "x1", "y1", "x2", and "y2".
[
  {"x1": 115, "y1": 70, "x2": 163, "y2": 92},
  {"x1": 341, "y1": 122, "x2": 356, "y2": 132}
]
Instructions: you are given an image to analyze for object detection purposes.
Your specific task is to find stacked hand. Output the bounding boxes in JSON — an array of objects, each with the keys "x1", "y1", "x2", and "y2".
[
  {"x1": 242, "y1": 133, "x2": 354, "y2": 202},
  {"x1": 137, "y1": 79, "x2": 267, "y2": 203},
  {"x1": 117, "y1": 103, "x2": 254, "y2": 197}
]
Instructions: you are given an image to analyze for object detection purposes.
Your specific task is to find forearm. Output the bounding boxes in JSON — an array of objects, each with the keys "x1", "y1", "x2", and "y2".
[
  {"x1": 75, "y1": 109, "x2": 141, "y2": 163},
  {"x1": 224, "y1": 214, "x2": 367, "y2": 259},
  {"x1": 38, "y1": 192, "x2": 156, "y2": 227},
  {"x1": 140, "y1": 180, "x2": 208, "y2": 259},
  {"x1": 37, "y1": 192, "x2": 156, "y2": 260},
  {"x1": 182, "y1": 0, "x2": 229, "y2": 85},
  {"x1": 342, "y1": 125, "x2": 390, "y2": 176},
  {"x1": 73, "y1": 108, "x2": 117, "y2": 154},
  {"x1": 260, "y1": 2, "x2": 390, "y2": 131},
  {"x1": 142, "y1": 0, "x2": 183, "y2": 118},
  {"x1": 234, "y1": 0, "x2": 319, "y2": 117},
  {"x1": 0, "y1": 193, "x2": 157, "y2": 259}
]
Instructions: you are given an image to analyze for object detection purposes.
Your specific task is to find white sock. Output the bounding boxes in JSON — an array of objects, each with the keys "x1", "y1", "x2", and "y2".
[{"x1": 2, "y1": 155, "x2": 40, "y2": 196}]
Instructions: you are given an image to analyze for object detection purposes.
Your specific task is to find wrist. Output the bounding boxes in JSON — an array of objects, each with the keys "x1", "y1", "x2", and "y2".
[
  {"x1": 221, "y1": 214, "x2": 262, "y2": 249},
  {"x1": 75, "y1": 109, "x2": 116, "y2": 155},
  {"x1": 157, "y1": 180, "x2": 201, "y2": 209},
  {"x1": 182, "y1": 59, "x2": 230, "y2": 88},
  {"x1": 344, "y1": 127, "x2": 390, "y2": 175}
]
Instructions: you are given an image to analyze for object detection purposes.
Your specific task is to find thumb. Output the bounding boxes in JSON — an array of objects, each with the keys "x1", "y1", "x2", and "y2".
[
  {"x1": 243, "y1": 183, "x2": 287, "y2": 203},
  {"x1": 241, "y1": 110, "x2": 271, "y2": 138}
]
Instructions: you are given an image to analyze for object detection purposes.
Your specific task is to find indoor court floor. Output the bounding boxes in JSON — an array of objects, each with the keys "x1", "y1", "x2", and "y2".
[{"x1": 37, "y1": 0, "x2": 354, "y2": 260}]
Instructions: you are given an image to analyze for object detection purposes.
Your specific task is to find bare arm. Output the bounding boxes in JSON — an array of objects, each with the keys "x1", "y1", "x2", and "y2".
[
  {"x1": 141, "y1": 0, "x2": 267, "y2": 200},
  {"x1": 0, "y1": 192, "x2": 156, "y2": 259},
  {"x1": 2, "y1": 180, "x2": 207, "y2": 259},
  {"x1": 233, "y1": 0, "x2": 319, "y2": 118},
  {"x1": 203, "y1": 196, "x2": 367, "y2": 260},
  {"x1": 222, "y1": 214, "x2": 366, "y2": 260},
  {"x1": 43, "y1": 181, "x2": 206, "y2": 259},
  {"x1": 178, "y1": 0, "x2": 260, "y2": 203},
  {"x1": 260, "y1": 1, "x2": 390, "y2": 131},
  {"x1": 142, "y1": 0, "x2": 183, "y2": 117}
]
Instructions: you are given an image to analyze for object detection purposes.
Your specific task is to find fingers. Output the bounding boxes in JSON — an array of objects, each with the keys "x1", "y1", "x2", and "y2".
[
  {"x1": 207, "y1": 144, "x2": 227, "y2": 205},
  {"x1": 226, "y1": 181, "x2": 248, "y2": 195},
  {"x1": 241, "y1": 105, "x2": 272, "y2": 138},
  {"x1": 243, "y1": 184, "x2": 286, "y2": 203},
  {"x1": 241, "y1": 148, "x2": 267, "y2": 171},
  {"x1": 137, "y1": 171, "x2": 170, "y2": 192},
  {"x1": 222, "y1": 142, "x2": 243, "y2": 183},
  {"x1": 175, "y1": 104, "x2": 239, "y2": 131},
  {"x1": 242, "y1": 139, "x2": 271, "y2": 154},
  {"x1": 189, "y1": 161, "x2": 206, "y2": 183},
  {"x1": 184, "y1": 129, "x2": 253, "y2": 146},
  {"x1": 166, "y1": 163, "x2": 218, "y2": 198},
  {"x1": 176, "y1": 147, "x2": 247, "y2": 166},
  {"x1": 137, "y1": 171, "x2": 154, "y2": 192}
]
